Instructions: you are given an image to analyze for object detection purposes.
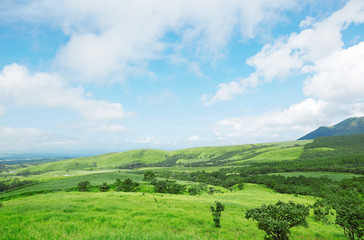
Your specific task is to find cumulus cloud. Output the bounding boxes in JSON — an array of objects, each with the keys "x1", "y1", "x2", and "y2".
[
  {"x1": 204, "y1": 0, "x2": 364, "y2": 104},
  {"x1": 1, "y1": 0, "x2": 300, "y2": 82},
  {"x1": 303, "y1": 42, "x2": 364, "y2": 103},
  {"x1": 214, "y1": 99, "x2": 343, "y2": 141},
  {"x1": 0, "y1": 64, "x2": 133, "y2": 121},
  {"x1": 209, "y1": 0, "x2": 364, "y2": 141}
]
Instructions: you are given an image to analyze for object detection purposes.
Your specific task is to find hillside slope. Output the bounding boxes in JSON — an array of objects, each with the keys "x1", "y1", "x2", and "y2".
[
  {"x1": 298, "y1": 116, "x2": 364, "y2": 140},
  {"x1": 20, "y1": 141, "x2": 310, "y2": 173}
]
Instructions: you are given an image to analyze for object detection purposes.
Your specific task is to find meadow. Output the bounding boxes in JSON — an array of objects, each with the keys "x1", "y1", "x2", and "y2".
[
  {"x1": 0, "y1": 184, "x2": 346, "y2": 240},
  {"x1": 1, "y1": 135, "x2": 363, "y2": 239}
]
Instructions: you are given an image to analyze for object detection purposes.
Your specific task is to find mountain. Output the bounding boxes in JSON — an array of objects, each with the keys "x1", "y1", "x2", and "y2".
[{"x1": 298, "y1": 116, "x2": 364, "y2": 140}]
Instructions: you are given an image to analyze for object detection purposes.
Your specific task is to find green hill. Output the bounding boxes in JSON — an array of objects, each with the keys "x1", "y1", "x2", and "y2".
[
  {"x1": 19, "y1": 141, "x2": 310, "y2": 174},
  {"x1": 298, "y1": 116, "x2": 364, "y2": 140}
]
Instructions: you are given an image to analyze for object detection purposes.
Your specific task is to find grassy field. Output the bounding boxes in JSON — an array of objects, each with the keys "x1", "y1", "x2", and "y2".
[
  {"x1": 17, "y1": 140, "x2": 313, "y2": 174},
  {"x1": 0, "y1": 171, "x2": 143, "y2": 200},
  {"x1": 0, "y1": 184, "x2": 345, "y2": 240},
  {"x1": 268, "y1": 171, "x2": 364, "y2": 181}
]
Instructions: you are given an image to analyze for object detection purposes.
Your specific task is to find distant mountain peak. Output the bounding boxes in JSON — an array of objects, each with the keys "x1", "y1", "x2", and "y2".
[{"x1": 298, "y1": 116, "x2": 364, "y2": 140}]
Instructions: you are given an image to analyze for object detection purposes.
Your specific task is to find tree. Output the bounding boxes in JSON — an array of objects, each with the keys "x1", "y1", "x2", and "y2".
[
  {"x1": 245, "y1": 201, "x2": 309, "y2": 240},
  {"x1": 312, "y1": 200, "x2": 331, "y2": 223},
  {"x1": 99, "y1": 182, "x2": 110, "y2": 192},
  {"x1": 210, "y1": 201, "x2": 225, "y2": 228},
  {"x1": 77, "y1": 181, "x2": 91, "y2": 192},
  {"x1": 336, "y1": 204, "x2": 364, "y2": 240},
  {"x1": 143, "y1": 170, "x2": 156, "y2": 182},
  {"x1": 152, "y1": 180, "x2": 185, "y2": 194},
  {"x1": 115, "y1": 178, "x2": 140, "y2": 192}
]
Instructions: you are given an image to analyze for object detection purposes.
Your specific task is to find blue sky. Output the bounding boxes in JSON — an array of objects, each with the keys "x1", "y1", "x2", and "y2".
[{"x1": 1, "y1": 0, "x2": 364, "y2": 154}]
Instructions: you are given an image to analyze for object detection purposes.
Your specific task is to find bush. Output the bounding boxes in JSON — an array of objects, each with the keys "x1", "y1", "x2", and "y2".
[
  {"x1": 312, "y1": 200, "x2": 331, "y2": 223},
  {"x1": 0, "y1": 202, "x2": 3, "y2": 208},
  {"x1": 152, "y1": 180, "x2": 185, "y2": 194},
  {"x1": 143, "y1": 171, "x2": 156, "y2": 182},
  {"x1": 115, "y1": 178, "x2": 140, "y2": 192},
  {"x1": 210, "y1": 201, "x2": 225, "y2": 228},
  {"x1": 245, "y1": 201, "x2": 309, "y2": 240},
  {"x1": 77, "y1": 181, "x2": 91, "y2": 192},
  {"x1": 99, "y1": 182, "x2": 110, "y2": 192}
]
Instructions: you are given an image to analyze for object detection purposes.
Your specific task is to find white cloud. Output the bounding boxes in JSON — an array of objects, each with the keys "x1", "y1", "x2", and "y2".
[
  {"x1": 0, "y1": 126, "x2": 46, "y2": 151},
  {"x1": 0, "y1": 64, "x2": 133, "y2": 121},
  {"x1": 214, "y1": 99, "x2": 337, "y2": 141},
  {"x1": 188, "y1": 136, "x2": 200, "y2": 142},
  {"x1": 202, "y1": 74, "x2": 259, "y2": 106},
  {"x1": 135, "y1": 136, "x2": 163, "y2": 145},
  {"x1": 299, "y1": 16, "x2": 315, "y2": 29},
  {"x1": 204, "y1": 0, "x2": 364, "y2": 104},
  {"x1": 303, "y1": 41, "x2": 364, "y2": 103},
  {"x1": 2, "y1": 0, "x2": 301, "y2": 82},
  {"x1": 88, "y1": 124, "x2": 130, "y2": 134}
]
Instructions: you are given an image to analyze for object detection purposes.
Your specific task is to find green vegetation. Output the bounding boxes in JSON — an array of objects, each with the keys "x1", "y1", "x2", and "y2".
[
  {"x1": 268, "y1": 172, "x2": 363, "y2": 181},
  {"x1": 0, "y1": 184, "x2": 346, "y2": 240},
  {"x1": 210, "y1": 201, "x2": 225, "y2": 228},
  {"x1": 1, "y1": 134, "x2": 363, "y2": 239},
  {"x1": 246, "y1": 201, "x2": 310, "y2": 240}
]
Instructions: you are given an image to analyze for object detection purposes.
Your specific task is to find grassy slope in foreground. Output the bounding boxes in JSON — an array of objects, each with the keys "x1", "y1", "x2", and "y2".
[{"x1": 0, "y1": 184, "x2": 345, "y2": 240}]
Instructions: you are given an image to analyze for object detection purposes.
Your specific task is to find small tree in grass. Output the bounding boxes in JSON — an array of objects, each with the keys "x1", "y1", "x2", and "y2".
[
  {"x1": 210, "y1": 201, "x2": 225, "y2": 228},
  {"x1": 245, "y1": 201, "x2": 309, "y2": 240},
  {"x1": 77, "y1": 181, "x2": 91, "y2": 192},
  {"x1": 115, "y1": 178, "x2": 140, "y2": 192},
  {"x1": 143, "y1": 171, "x2": 156, "y2": 182},
  {"x1": 99, "y1": 182, "x2": 110, "y2": 192}
]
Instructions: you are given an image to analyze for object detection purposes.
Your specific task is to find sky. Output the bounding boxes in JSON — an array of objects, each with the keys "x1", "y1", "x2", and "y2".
[{"x1": 1, "y1": 0, "x2": 364, "y2": 154}]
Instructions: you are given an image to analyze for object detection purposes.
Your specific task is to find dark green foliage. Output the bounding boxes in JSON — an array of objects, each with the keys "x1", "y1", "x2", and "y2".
[
  {"x1": 210, "y1": 201, "x2": 225, "y2": 228},
  {"x1": 115, "y1": 178, "x2": 140, "y2": 192},
  {"x1": 0, "y1": 179, "x2": 35, "y2": 192},
  {"x1": 98, "y1": 182, "x2": 110, "y2": 192},
  {"x1": 312, "y1": 200, "x2": 331, "y2": 223},
  {"x1": 77, "y1": 181, "x2": 91, "y2": 192},
  {"x1": 245, "y1": 201, "x2": 309, "y2": 240},
  {"x1": 151, "y1": 180, "x2": 185, "y2": 194},
  {"x1": 143, "y1": 170, "x2": 156, "y2": 182},
  {"x1": 335, "y1": 198, "x2": 364, "y2": 240},
  {"x1": 187, "y1": 186, "x2": 198, "y2": 195}
]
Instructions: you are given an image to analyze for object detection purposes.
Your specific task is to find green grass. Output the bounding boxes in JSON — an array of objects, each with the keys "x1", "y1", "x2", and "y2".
[
  {"x1": 18, "y1": 140, "x2": 313, "y2": 174},
  {"x1": 0, "y1": 171, "x2": 144, "y2": 200},
  {"x1": 268, "y1": 172, "x2": 364, "y2": 181},
  {"x1": 0, "y1": 184, "x2": 345, "y2": 240}
]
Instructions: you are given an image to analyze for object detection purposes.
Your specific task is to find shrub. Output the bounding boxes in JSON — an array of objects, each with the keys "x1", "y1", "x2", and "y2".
[
  {"x1": 245, "y1": 201, "x2": 309, "y2": 240},
  {"x1": 312, "y1": 200, "x2": 331, "y2": 223},
  {"x1": 143, "y1": 171, "x2": 156, "y2": 182},
  {"x1": 77, "y1": 181, "x2": 91, "y2": 192},
  {"x1": 210, "y1": 201, "x2": 225, "y2": 228},
  {"x1": 152, "y1": 180, "x2": 185, "y2": 194},
  {"x1": 99, "y1": 182, "x2": 110, "y2": 192},
  {"x1": 0, "y1": 202, "x2": 3, "y2": 208},
  {"x1": 115, "y1": 178, "x2": 140, "y2": 192}
]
